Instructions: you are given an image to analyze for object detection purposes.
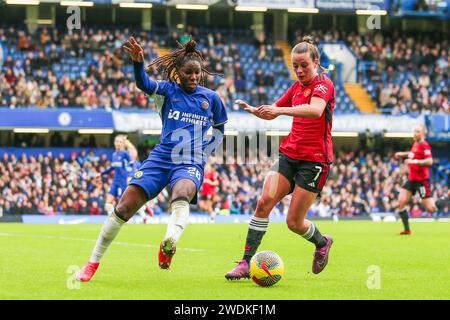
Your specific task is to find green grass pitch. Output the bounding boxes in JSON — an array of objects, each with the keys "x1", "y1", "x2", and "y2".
[{"x1": 1, "y1": 221, "x2": 449, "y2": 300}]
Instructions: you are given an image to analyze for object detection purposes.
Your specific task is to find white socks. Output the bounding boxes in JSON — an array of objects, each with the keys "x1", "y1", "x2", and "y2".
[
  {"x1": 300, "y1": 220, "x2": 315, "y2": 240},
  {"x1": 89, "y1": 211, "x2": 126, "y2": 263},
  {"x1": 105, "y1": 203, "x2": 115, "y2": 216},
  {"x1": 88, "y1": 200, "x2": 189, "y2": 263},
  {"x1": 164, "y1": 199, "x2": 190, "y2": 244}
]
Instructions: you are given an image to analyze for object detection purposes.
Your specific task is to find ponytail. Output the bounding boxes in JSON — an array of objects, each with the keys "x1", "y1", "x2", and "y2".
[{"x1": 292, "y1": 35, "x2": 328, "y2": 72}]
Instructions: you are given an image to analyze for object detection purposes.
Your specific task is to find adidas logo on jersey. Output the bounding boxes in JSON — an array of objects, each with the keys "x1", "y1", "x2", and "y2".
[
  {"x1": 314, "y1": 84, "x2": 328, "y2": 95},
  {"x1": 308, "y1": 182, "x2": 316, "y2": 187}
]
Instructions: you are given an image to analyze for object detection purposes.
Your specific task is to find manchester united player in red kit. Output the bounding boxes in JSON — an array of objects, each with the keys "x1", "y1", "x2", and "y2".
[
  {"x1": 394, "y1": 124, "x2": 449, "y2": 235},
  {"x1": 225, "y1": 36, "x2": 334, "y2": 280},
  {"x1": 199, "y1": 163, "x2": 219, "y2": 221}
]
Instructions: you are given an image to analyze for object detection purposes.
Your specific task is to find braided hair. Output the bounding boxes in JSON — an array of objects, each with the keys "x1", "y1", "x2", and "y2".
[{"x1": 145, "y1": 39, "x2": 220, "y2": 85}]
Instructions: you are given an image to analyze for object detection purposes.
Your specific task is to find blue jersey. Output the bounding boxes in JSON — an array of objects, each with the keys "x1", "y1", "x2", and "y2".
[
  {"x1": 131, "y1": 61, "x2": 228, "y2": 204},
  {"x1": 102, "y1": 150, "x2": 131, "y2": 185},
  {"x1": 152, "y1": 80, "x2": 228, "y2": 164},
  {"x1": 134, "y1": 62, "x2": 228, "y2": 165}
]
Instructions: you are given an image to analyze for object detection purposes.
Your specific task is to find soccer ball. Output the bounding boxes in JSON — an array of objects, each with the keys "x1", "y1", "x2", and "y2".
[{"x1": 249, "y1": 251, "x2": 284, "y2": 287}]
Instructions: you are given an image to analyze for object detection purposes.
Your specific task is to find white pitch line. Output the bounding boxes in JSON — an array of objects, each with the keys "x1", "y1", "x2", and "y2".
[
  {"x1": 0, "y1": 232, "x2": 16, "y2": 237},
  {"x1": 0, "y1": 233, "x2": 204, "y2": 252}
]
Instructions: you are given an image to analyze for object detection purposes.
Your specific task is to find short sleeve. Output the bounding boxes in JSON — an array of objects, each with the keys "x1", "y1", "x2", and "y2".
[
  {"x1": 311, "y1": 80, "x2": 334, "y2": 102},
  {"x1": 211, "y1": 93, "x2": 228, "y2": 126},
  {"x1": 275, "y1": 83, "x2": 296, "y2": 107}
]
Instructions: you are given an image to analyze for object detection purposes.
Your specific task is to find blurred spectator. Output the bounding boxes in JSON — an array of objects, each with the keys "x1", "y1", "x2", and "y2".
[
  {"x1": 0, "y1": 149, "x2": 447, "y2": 217},
  {"x1": 0, "y1": 25, "x2": 447, "y2": 115}
]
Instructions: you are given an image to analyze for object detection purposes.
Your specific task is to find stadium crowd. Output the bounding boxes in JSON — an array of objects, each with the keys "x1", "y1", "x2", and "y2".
[
  {"x1": 288, "y1": 29, "x2": 449, "y2": 115},
  {"x1": 1, "y1": 149, "x2": 448, "y2": 218},
  {"x1": 348, "y1": 31, "x2": 449, "y2": 115},
  {"x1": 1, "y1": 25, "x2": 448, "y2": 114},
  {"x1": 0, "y1": 25, "x2": 288, "y2": 111}
]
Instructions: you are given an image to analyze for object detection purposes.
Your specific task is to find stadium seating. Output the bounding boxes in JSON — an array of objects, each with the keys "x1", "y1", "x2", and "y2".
[
  {"x1": 356, "y1": 34, "x2": 449, "y2": 115},
  {"x1": 0, "y1": 149, "x2": 448, "y2": 217},
  {"x1": 0, "y1": 24, "x2": 359, "y2": 113}
]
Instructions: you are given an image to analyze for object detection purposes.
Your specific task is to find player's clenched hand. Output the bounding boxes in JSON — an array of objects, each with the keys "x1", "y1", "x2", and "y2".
[
  {"x1": 236, "y1": 100, "x2": 278, "y2": 120},
  {"x1": 258, "y1": 105, "x2": 279, "y2": 120},
  {"x1": 122, "y1": 36, "x2": 144, "y2": 62}
]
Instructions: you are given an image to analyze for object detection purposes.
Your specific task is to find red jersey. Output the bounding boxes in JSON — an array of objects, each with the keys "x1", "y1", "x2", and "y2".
[
  {"x1": 408, "y1": 140, "x2": 432, "y2": 181},
  {"x1": 275, "y1": 73, "x2": 335, "y2": 163},
  {"x1": 201, "y1": 171, "x2": 216, "y2": 197}
]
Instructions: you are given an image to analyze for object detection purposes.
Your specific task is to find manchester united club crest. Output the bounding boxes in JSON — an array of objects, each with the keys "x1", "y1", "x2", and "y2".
[
  {"x1": 201, "y1": 100, "x2": 209, "y2": 109},
  {"x1": 304, "y1": 88, "x2": 311, "y2": 97},
  {"x1": 134, "y1": 171, "x2": 143, "y2": 179}
]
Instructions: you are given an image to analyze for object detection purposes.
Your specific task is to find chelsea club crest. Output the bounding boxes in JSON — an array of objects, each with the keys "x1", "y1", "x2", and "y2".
[{"x1": 201, "y1": 100, "x2": 209, "y2": 110}]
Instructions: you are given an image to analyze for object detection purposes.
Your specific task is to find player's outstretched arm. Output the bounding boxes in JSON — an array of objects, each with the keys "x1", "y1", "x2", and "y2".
[
  {"x1": 404, "y1": 157, "x2": 433, "y2": 166},
  {"x1": 394, "y1": 151, "x2": 410, "y2": 159},
  {"x1": 235, "y1": 100, "x2": 277, "y2": 120},
  {"x1": 122, "y1": 36, "x2": 158, "y2": 95},
  {"x1": 100, "y1": 166, "x2": 114, "y2": 176},
  {"x1": 122, "y1": 36, "x2": 144, "y2": 62},
  {"x1": 124, "y1": 138, "x2": 138, "y2": 157},
  {"x1": 262, "y1": 97, "x2": 326, "y2": 119}
]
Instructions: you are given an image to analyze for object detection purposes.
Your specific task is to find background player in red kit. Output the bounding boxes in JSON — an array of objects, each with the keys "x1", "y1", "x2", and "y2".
[
  {"x1": 225, "y1": 36, "x2": 335, "y2": 280},
  {"x1": 394, "y1": 124, "x2": 444, "y2": 234},
  {"x1": 199, "y1": 163, "x2": 219, "y2": 221}
]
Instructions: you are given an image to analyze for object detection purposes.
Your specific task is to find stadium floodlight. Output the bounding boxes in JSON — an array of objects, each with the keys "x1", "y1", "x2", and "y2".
[
  {"x1": 384, "y1": 132, "x2": 414, "y2": 138},
  {"x1": 6, "y1": 0, "x2": 40, "y2": 5},
  {"x1": 355, "y1": 9, "x2": 387, "y2": 15},
  {"x1": 287, "y1": 8, "x2": 319, "y2": 14},
  {"x1": 175, "y1": 4, "x2": 209, "y2": 10},
  {"x1": 78, "y1": 129, "x2": 114, "y2": 134},
  {"x1": 235, "y1": 6, "x2": 267, "y2": 12},
  {"x1": 60, "y1": 1, "x2": 94, "y2": 6},
  {"x1": 37, "y1": 19, "x2": 53, "y2": 24},
  {"x1": 119, "y1": 3, "x2": 153, "y2": 8},
  {"x1": 142, "y1": 129, "x2": 162, "y2": 135},
  {"x1": 13, "y1": 128, "x2": 50, "y2": 134},
  {"x1": 331, "y1": 131, "x2": 359, "y2": 137}
]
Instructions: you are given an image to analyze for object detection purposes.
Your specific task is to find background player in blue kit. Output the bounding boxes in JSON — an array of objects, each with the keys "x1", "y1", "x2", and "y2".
[
  {"x1": 76, "y1": 37, "x2": 228, "y2": 282},
  {"x1": 97, "y1": 135, "x2": 137, "y2": 216},
  {"x1": 127, "y1": 147, "x2": 151, "y2": 223}
]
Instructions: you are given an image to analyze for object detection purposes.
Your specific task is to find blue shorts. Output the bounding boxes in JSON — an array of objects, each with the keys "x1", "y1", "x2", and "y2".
[
  {"x1": 129, "y1": 156, "x2": 204, "y2": 205},
  {"x1": 108, "y1": 182, "x2": 126, "y2": 198}
]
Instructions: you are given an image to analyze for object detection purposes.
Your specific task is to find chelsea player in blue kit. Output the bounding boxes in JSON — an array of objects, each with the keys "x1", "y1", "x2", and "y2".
[
  {"x1": 127, "y1": 147, "x2": 150, "y2": 223},
  {"x1": 77, "y1": 37, "x2": 227, "y2": 282},
  {"x1": 98, "y1": 135, "x2": 137, "y2": 216}
]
